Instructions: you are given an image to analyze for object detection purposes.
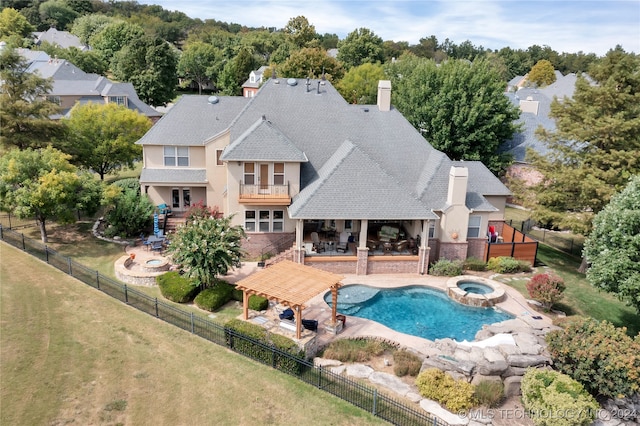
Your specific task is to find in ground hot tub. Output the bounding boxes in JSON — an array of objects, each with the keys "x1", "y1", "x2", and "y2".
[{"x1": 446, "y1": 276, "x2": 506, "y2": 307}]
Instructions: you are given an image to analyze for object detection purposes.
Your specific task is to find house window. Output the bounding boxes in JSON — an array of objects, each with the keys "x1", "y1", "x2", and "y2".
[
  {"x1": 216, "y1": 149, "x2": 223, "y2": 166},
  {"x1": 244, "y1": 209, "x2": 284, "y2": 232},
  {"x1": 273, "y1": 210, "x2": 284, "y2": 232},
  {"x1": 429, "y1": 222, "x2": 435, "y2": 238},
  {"x1": 273, "y1": 163, "x2": 284, "y2": 185},
  {"x1": 46, "y1": 95, "x2": 60, "y2": 105},
  {"x1": 345, "y1": 220, "x2": 353, "y2": 231},
  {"x1": 245, "y1": 211, "x2": 256, "y2": 232},
  {"x1": 172, "y1": 189, "x2": 180, "y2": 208},
  {"x1": 164, "y1": 146, "x2": 189, "y2": 166},
  {"x1": 467, "y1": 216, "x2": 481, "y2": 238},
  {"x1": 244, "y1": 163, "x2": 255, "y2": 184},
  {"x1": 108, "y1": 95, "x2": 127, "y2": 106},
  {"x1": 259, "y1": 210, "x2": 270, "y2": 232}
]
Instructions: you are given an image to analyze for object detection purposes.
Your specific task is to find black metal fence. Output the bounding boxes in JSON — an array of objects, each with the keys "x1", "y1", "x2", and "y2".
[{"x1": 0, "y1": 225, "x2": 447, "y2": 426}]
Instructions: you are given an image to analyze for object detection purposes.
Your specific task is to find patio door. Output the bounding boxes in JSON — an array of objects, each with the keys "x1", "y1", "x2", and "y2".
[
  {"x1": 259, "y1": 163, "x2": 269, "y2": 192},
  {"x1": 172, "y1": 188, "x2": 191, "y2": 211}
]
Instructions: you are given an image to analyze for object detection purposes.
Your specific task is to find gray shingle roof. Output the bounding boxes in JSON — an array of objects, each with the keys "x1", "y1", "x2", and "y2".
[
  {"x1": 140, "y1": 168, "x2": 207, "y2": 184},
  {"x1": 136, "y1": 95, "x2": 250, "y2": 146},
  {"x1": 220, "y1": 116, "x2": 308, "y2": 162}
]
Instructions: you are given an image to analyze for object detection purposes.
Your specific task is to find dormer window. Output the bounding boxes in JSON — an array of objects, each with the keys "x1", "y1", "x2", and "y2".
[
  {"x1": 249, "y1": 72, "x2": 256, "y2": 83},
  {"x1": 108, "y1": 95, "x2": 128, "y2": 106}
]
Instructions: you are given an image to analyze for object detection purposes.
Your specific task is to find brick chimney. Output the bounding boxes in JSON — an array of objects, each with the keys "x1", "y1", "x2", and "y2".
[{"x1": 377, "y1": 80, "x2": 391, "y2": 112}]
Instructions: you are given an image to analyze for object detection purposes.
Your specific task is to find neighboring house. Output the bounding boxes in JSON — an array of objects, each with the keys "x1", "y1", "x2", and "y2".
[
  {"x1": 137, "y1": 78, "x2": 516, "y2": 275},
  {"x1": 33, "y1": 28, "x2": 89, "y2": 51},
  {"x1": 17, "y1": 47, "x2": 162, "y2": 122},
  {"x1": 242, "y1": 65, "x2": 269, "y2": 98}
]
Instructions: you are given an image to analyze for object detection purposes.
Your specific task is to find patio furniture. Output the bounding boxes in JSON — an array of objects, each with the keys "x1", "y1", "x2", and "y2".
[
  {"x1": 279, "y1": 308, "x2": 294, "y2": 321},
  {"x1": 311, "y1": 232, "x2": 325, "y2": 253},
  {"x1": 151, "y1": 240, "x2": 164, "y2": 252},
  {"x1": 394, "y1": 239, "x2": 408, "y2": 252},
  {"x1": 383, "y1": 242, "x2": 393, "y2": 255},
  {"x1": 378, "y1": 225, "x2": 399, "y2": 242},
  {"x1": 302, "y1": 319, "x2": 318, "y2": 332},
  {"x1": 336, "y1": 231, "x2": 350, "y2": 253},
  {"x1": 157, "y1": 203, "x2": 172, "y2": 216}
]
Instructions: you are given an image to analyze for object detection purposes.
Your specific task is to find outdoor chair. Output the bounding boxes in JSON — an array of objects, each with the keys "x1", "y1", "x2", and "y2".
[
  {"x1": 302, "y1": 319, "x2": 318, "y2": 332},
  {"x1": 336, "y1": 231, "x2": 350, "y2": 253},
  {"x1": 151, "y1": 240, "x2": 164, "y2": 252},
  {"x1": 311, "y1": 232, "x2": 325, "y2": 253},
  {"x1": 279, "y1": 308, "x2": 294, "y2": 321}
]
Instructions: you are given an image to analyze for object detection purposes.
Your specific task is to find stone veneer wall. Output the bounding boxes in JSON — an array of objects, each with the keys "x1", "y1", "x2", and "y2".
[
  {"x1": 466, "y1": 238, "x2": 486, "y2": 260},
  {"x1": 241, "y1": 232, "x2": 295, "y2": 259},
  {"x1": 366, "y1": 257, "x2": 418, "y2": 274}
]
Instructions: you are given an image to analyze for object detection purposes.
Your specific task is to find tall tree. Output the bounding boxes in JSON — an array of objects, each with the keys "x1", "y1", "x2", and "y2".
[
  {"x1": 177, "y1": 41, "x2": 220, "y2": 94},
  {"x1": 387, "y1": 55, "x2": 519, "y2": 174},
  {"x1": 336, "y1": 62, "x2": 386, "y2": 104},
  {"x1": 70, "y1": 13, "x2": 114, "y2": 45},
  {"x1": 167, "y1": 215, "x2": 245, "y2": 289},
  {"x1": 0, "y1": 147, "x2": 103, "y2": 243},
  {"x1": 283, "y1": 15, "x2": 316, "y2": 48},
  {"x1": 111, "y1": 35, "x2": 178, "y2": 106},
  {"x1": 527, "y1": 47, "x2": 640, "y2": 235},
  {"x1": 583, "y1": 176, "x2": 640, "y2": 312},
  {"x1": 217, "y1": 47, "x2": 256, "y2": 96},
  {"x1": 38, "y1": 0, "x2": 79, "y2": 31},
  {"x1": 90, "y1": 21, "x2": 144, "y2": 64},
  {"x1": 337, "y1": 27, "x2": 384, "y2": 69},
  {"x1": 58, "y1": 102, "x2": 150, "y2": 180},
  {"x1": 0, "y1": 46, "x2": 64, "y2": 151}
]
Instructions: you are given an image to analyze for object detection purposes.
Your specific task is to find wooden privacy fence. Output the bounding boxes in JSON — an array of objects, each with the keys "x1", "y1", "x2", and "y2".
[{"x1": 484, "y1": 222, "x2": 538, "y2": 265}]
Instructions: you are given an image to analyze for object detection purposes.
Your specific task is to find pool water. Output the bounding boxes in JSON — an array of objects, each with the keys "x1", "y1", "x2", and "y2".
[
  {"x1": 324, "y1": 285, "x2": 512, "y2": 342},
  {"x1": 458, "y1": 281, "x2": 493, "y2": 295},
  {"x1": 146, "y1": 259, "x2": 163, "y2": 265}
]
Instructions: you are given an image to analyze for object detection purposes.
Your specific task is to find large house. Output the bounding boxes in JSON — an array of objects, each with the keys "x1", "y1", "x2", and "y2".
[
  {"x1": 137, "y1": 77, "x2": 515, "y2": 275},
  {"x1": 16, "y1": 47, "x2": 161, "y2": 121}
]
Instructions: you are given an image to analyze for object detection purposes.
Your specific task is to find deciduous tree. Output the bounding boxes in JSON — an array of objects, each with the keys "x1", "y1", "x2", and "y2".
[
  {"x1": 283, "y1": 15, "x2": 316, "y2": 48},
  {"x1": 583, "y1": 176, "x2": 640, "y2": 312},
  {"x1": 337, "y1": 27, "x2": 384, "y2": 69},
  {"x1": 336, "y1": 62, "x2": 386, "y2": 104},
  {"x1": 387, "y1": 55, "x2": 519, "y2": 174},
  {"x1": 0, "y1": 46, "x2": 64, "y2": 151},
  {"x1": 0, "y1": 8, "x2": 34, "y2": 46},
  {"x1": 280, "y1": 47, "x2": 343, "y2": 81},
  {"x1": 0, "y1": 147, "x2": 103, "y2": 243},
  {"x1": 177, "y1": 41, "x2": 220, "y2": 94},
  {"x1": 528, "y1": 59, "x2": 556, "y2": 87},
  {"x1": 167, "y1": 215, "x2": 245, "y2": 288}
]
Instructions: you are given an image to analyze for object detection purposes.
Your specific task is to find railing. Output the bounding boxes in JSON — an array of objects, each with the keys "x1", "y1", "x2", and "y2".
[
  {"x1": 0, "y1": 225, "x2": 448, "y2": 426},
  {"x1": 239, "y1": 183, "x2": 290, "y2": 200}
]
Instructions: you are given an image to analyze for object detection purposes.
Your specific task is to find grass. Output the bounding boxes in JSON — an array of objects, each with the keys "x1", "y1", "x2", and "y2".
[{"x1": 0, "y1": 242, "x2": 386, "y2": 426}]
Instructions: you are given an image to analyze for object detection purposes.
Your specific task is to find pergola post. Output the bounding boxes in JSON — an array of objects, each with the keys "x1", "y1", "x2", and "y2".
[
  {"x1": 242, "y1": 290, "x2": 249, "y2": 319},
  {"x1": 294, "y1": 305, "x2": 302, "y2": 339},
  {"x1": 331, "y1": 284, "x2": 338, "y2": 324}
]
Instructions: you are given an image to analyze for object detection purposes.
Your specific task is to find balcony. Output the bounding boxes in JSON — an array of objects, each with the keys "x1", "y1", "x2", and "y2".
[{"x1": 239, "y1": 183, "x2": 291, "y2": 205}]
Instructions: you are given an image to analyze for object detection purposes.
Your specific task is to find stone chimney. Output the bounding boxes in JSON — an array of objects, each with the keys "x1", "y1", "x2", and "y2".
[
  {"x1": 447, "y1": 166, "x2": 468, "y2": 206},
  {"x1": 377, "y1": 80, "x2": 391, "y2": 112}
]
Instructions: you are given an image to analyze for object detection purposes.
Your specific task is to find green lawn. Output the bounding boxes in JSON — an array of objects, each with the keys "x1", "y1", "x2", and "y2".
[
  {"x1": 503, "y1": 207, "x2": 639, "y2": 336},
  {"x1": 1, "y1": 243, "x2": 386, "y2": 426}
]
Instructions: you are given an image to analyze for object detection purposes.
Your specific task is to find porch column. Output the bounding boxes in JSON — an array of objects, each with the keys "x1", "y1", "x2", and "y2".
[
  {"x1": 418, "y1": 219, "x2": 430, "y2": 275},
  {"x1": 357, "y1": 219, "x2": 369, "y2": 275},
  {"x1": 295, "y1": 219, "x2": 304, "y2": 249}
]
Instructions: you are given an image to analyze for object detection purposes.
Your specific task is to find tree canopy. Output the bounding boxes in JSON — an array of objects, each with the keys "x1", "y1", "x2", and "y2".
[
  {"x1": 527, "y1": 47, "x2": 640, "y2": 234},
  {"x1": 337, "y1": 27, "x2": 384, "y2": 70},
  {"x1": 0, "y1": 147, "x2": 103, "y2": 243},
  {"x1": 387, "y1": 55, "x2": 520, "y2": 174},
  {"x1": 0, "y1": 46, "x2": 64, "y2": 151},
  {"x1": 280, "y1": 47, "x2": 344, "y2": 81},
  {"x1": 283, "y1": 15, "x2": 316, "y2": 48},
  {"x1": 528, "y1": 59, "x2": 556, "y2": 87},
  {"x1": 58, "y1": 102, "x2": 150, "y2": 180},
  {"x1": 583, "y1": 176, "x2": 640, "y2": 312},
  {"x1": 167, "y1": 215, "x2": 245, "y2": 288},
  {"x1": 336, "y1": 62, "x2": 386, "y2": 104},
  {"x1": 177, "y1": 41, "x2": 220, "y2": 94}
]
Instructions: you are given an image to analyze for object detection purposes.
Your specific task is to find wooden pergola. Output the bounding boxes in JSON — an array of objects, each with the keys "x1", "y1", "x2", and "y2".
[{"x1": 235, "y1": 260, "x2": 344, "y2": 339}]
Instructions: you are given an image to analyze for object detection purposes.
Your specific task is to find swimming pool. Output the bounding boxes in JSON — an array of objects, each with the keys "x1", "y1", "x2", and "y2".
[{"x1": 324, "y1": 284, "x2": 513, "y2": 342}]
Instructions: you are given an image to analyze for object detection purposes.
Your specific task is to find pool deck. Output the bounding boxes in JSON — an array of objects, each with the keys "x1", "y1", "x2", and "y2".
[{"x1": 223, "y1": 262, "x2": 553, "y2": 356}]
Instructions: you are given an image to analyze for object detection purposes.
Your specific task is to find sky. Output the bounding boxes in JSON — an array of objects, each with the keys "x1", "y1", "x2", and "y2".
[{"x1": 136, "y1": 0, "x2": 640, "y2": 55}]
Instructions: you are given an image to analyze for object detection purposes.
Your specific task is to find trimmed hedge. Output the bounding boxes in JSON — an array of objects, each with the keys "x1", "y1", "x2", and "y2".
[
  {"x1": 415, "y1": 368, "x2": 476, "y2": 412},
  {"x1": 194, "y1": 282, "x2": 234, "y2": 311},
  {"x1": 429, "y1": 259, "x2": 464, "y2": 276},
  {"x1": 156, "y1": 271, "x2": 199, "y2": 303},
  {"x1": 487, "y1": 256, "x2": 532, "y2": 273},
  {"x1": 521, "y1": 368, "x2": 598, "y2": 426}
]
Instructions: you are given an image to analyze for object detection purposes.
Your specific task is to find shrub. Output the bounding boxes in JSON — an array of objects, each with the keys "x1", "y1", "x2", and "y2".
[
  {"x1": 526, "y1": 273, "x2": 565, "y2": 311},
  {"x1": 464, "y1": 257, "x2": 487, "y2": 271},
  {"x1": 546, "y1": 317, "x2": 640, "y2": 398},
  {"x1": 157, "y1": 271, "x2": 199, "y2": 303},
  {"x1": 393, "y1": 349, "x2": 422, "y2": 377},
  {"x1": 194, "y1": 283, "x2": 233, "y2": 311},
  {"x1": 487, "y1": 256, "x2": 532, "y2": 273},
  {"x1": 521, "y1": 369, "x2": 598, "y2": 426},
  {"x1": 415, "y1": 368, "x2": 476, "y2": 412},
  {"x1": 429, "y1": 259, "x2": 464, "y2": 276},
  {"x1": 474, "y1": 380, "x2": 504, "y2": 408},
  {"x1": 104, "y1": 188, "x2": 154, "y2": 237},
  {"x1": 248, "y1": 295, "x2": 268, "y2": 311}
]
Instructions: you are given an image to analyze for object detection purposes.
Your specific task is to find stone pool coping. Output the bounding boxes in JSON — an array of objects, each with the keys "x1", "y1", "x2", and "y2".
[{"x1": 446, "y1": 275, "x2": 507, "y2": 307}]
